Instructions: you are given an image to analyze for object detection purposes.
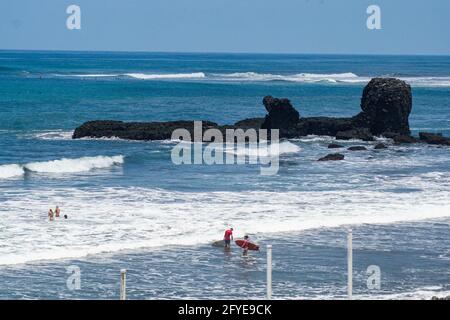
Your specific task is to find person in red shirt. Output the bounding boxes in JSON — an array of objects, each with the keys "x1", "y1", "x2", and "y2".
[{"x1": 223, "y1": 228, "x2": 234, "y2": 248}]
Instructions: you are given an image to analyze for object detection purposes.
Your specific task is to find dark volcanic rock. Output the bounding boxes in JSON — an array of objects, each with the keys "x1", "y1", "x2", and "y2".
[
  {"x1": 233, "y1": 118, "x2": 265, "y2": 130},
  {"x1": 374, "y1": 143, "x2": 388, "y2": 149},
  {"x1": 393, "y1": 135, "x2": 419, "y2": 144},
  {"x1": 357, "y1": 78, "x2": 412, "y2": 135},
  {"x1": 335, "y1": 128, "x2": 374, "y2": 141},
  {"x1": 328, "y1": 143, "x2": 344, "y2": 149},
  {"x1": 419, "y1": 132, "x2": 450, "y2": 146},
  {"x1": 347, "y1": 146, "x2": 367, "y2": 151},
  {"x1": 318, "y1": 153, "x2": 345, "y2": 161},
  {"x1": 296, "y1": 117, "x2": 354, "y2": 137},
  {"x1": 72, "y1": 120, "x2": 218, "y2": 141},
  {"x1": 74, "y1": 78, "x2": 450, "y2": 144},
  {"x1": 261, "y1": 96, "x2": 300, "y2": 137}
]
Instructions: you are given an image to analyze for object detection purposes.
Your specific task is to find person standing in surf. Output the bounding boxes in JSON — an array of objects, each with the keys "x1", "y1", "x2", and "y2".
[
  {"x1": 224, "y1": 228, "x2": 233, "y2": 248},
  {"x1": 48, "y1": 209, "x2": 54, "y2": 221},
  {"x1": 55, "y1": 206, "x2": 61, "y2": 218},
  {"x1": 241, "y1": 235, "x2": 250, "y2": 256}
]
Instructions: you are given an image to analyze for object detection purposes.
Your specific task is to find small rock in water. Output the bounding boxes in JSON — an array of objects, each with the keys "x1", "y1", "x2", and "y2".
[
  {"x1": 318, "y1": 153, "x2": 345, "y2": 161},
  {"x1": 347, "y1": 146, "x2": 367, "y2": 151},
  {"x1": 374, "y1": 143, "x2": 388, "y2": 149},
  {"x1": 328, "y1": 143, "x2": 344, "y2": 149}
]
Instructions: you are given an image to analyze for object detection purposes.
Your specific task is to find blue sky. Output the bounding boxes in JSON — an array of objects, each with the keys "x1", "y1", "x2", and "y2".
[{"x1": 0, "y1": 0, "x2": 449, "y2": 54}]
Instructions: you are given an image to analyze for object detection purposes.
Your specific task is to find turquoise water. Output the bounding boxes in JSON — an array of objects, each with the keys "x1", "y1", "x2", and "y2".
[{"x1": 0, "y1": 51, "x2": 449, "y2": 299}]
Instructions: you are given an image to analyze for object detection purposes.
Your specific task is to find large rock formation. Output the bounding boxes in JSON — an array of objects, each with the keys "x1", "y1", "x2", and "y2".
[
  {"x1": 261, "y1": 96, "x2": 300, "y2": 138},
  {"x1": 356, "y1": 78, "x2": 412, "y2": 135},
  {"x1": 73, "y1": 77, "x2": 448, "y2": 145},
  {"x1": 260, "y1": 78, "x2": 412, "y2": 140}
]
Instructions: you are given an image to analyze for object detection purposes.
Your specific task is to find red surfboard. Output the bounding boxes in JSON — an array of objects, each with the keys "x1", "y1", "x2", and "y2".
[{"x1": 235, "y1": 239, "x2": 260, "y2": 251}]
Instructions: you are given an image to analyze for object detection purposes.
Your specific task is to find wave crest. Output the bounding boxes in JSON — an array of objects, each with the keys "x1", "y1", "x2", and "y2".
[
  {"x1": 124, "y1": 72, "x2": 206, "y2": 80},
  {"x1": 0, "y1": 164, "x2": 25, "y2": 179},
  {"x1": 0, "y1": 155, "x2": 124, "y2": 179},
  {"x1": 226, "y1": 141, "x2": 301, "y2": 157},
  {"x1": 213, "y1": 72, "x2": 360, "y2": 83},
  {"x1": 45, "y1": 71, "x2": 450, "y2": 86}
]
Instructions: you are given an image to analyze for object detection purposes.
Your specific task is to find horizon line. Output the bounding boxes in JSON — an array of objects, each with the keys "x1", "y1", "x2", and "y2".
[{"x1": 1, "y1": 48, "x2": 450, "y2": 57}]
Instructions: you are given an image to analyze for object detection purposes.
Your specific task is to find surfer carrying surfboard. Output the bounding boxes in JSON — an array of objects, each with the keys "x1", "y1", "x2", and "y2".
[
  {"x1": 241, "y1": 235, "x2": 250, "y2": 256},
  {"x1": 223, "y1": 228, "x2": 234, "y2": 248}
]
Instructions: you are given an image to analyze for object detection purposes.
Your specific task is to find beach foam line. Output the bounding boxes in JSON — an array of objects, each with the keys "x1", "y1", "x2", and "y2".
[{"x1": 0, "y1": 155, "x2": 124, "y2": 179}]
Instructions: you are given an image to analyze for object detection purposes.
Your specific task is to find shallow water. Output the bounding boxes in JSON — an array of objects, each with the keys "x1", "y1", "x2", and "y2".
[{"x1": 1, "y1": 219, "x2": 449, "y2": 300}]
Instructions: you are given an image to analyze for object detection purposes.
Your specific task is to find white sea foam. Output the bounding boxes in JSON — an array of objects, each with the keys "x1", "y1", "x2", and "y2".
[
  {"x1": 0, "y1": 164, "x2": 25, "y2": 179},
  {"x1": 54, "y1": 73, "x2": 120, "y2": 78},
  {"x1": 0, "y1": 155, "x2": 124, "y2": 179},
  {"x1": 0, "y1": 171, "x2": 449, "y2": 265},
  {"x1": 124, "y1": 72, "x2": 206, "y2": 80},
  {"x1": 225, "y1": 141, "x2": 301, "y2": 157},
  {"x1": 291, "y1": 135, "x2": 337, "y2": 143},
  {"x1": 50, "y1": 71, "x2": 450, "y2": 86},
  {"x1": 212, "y1": 72, "x2": 450, "y2": 87},
  {"x1": 53, "y1": 72, "x2": 206, "y2": 80},
  {"x1": 22, "y1": 130, "x2": 74, "y2": 141},
  {"x1": 212, "y1": 72, "x2": 362, "y2": 83},
  {"x1": 25, "y1": 155, "x2": 124, "y2": 174}
]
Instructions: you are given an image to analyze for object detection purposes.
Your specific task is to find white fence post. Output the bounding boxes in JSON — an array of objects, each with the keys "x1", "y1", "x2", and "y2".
[
  {"x1": 267, "y1": 245, "x2": 272, "y2": 299},
  {"x1": 120, "y1": 269, "x2": 127, "y2": 300},
  {"x1": 347, "y1": 230, "x2": 353, "y2": 300}
]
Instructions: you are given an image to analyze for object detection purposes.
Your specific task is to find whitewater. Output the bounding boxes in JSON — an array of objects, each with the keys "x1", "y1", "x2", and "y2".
[
  {"x1": 0, "y1": 155, "x2": 124, "y2": 179},
  {"x1": 1, "y1": 170, "x2": 449, "y2": 265},
  {"x1": 48, "y1": 71, "x2": 450, "y2": 87}
]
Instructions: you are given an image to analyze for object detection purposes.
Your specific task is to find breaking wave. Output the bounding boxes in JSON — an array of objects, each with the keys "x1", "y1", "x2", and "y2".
[
  {"x1": 53, "y1": 72, "x2": 206, "y2": 80},
  {"x1": 48, "y1": 71, "x2": 450, "y2": 86},
  {"x1": 0, "y1": 164, "x2": 24, "y2": 179},
  {"x1": 226, "y1": 141, "x2": 301, "y2": 157},
  {"x1": 0, "y1": 155, "x2": 124, "y2": 179},
  {"x1": 213, "y1": 72, "x2": 361, "y2": 83},
  {"x1": 124, "y1": 72, "x2": 206, "y2": 80}
]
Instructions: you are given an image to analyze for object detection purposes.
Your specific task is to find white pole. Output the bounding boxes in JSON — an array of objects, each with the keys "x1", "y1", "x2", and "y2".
[
  {"x1": 347, "y1": 230, "x2": 353, "y2": 300},
  {"x1": 267, "y1": 245, "x2": 272, "y2": 299},
  {"x1": 120, "y1": 269, "x2": 127, "y2": 300}
]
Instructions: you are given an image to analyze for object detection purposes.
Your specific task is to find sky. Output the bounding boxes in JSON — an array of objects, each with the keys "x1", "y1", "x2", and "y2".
[{"x1": 0, "y1": 0, "x2": 449, "y2": 55}]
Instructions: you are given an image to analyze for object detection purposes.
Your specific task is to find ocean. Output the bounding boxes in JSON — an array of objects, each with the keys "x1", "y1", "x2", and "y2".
[{"x1": 0, "y1": 51, "x2": 449, "y2": 299}]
